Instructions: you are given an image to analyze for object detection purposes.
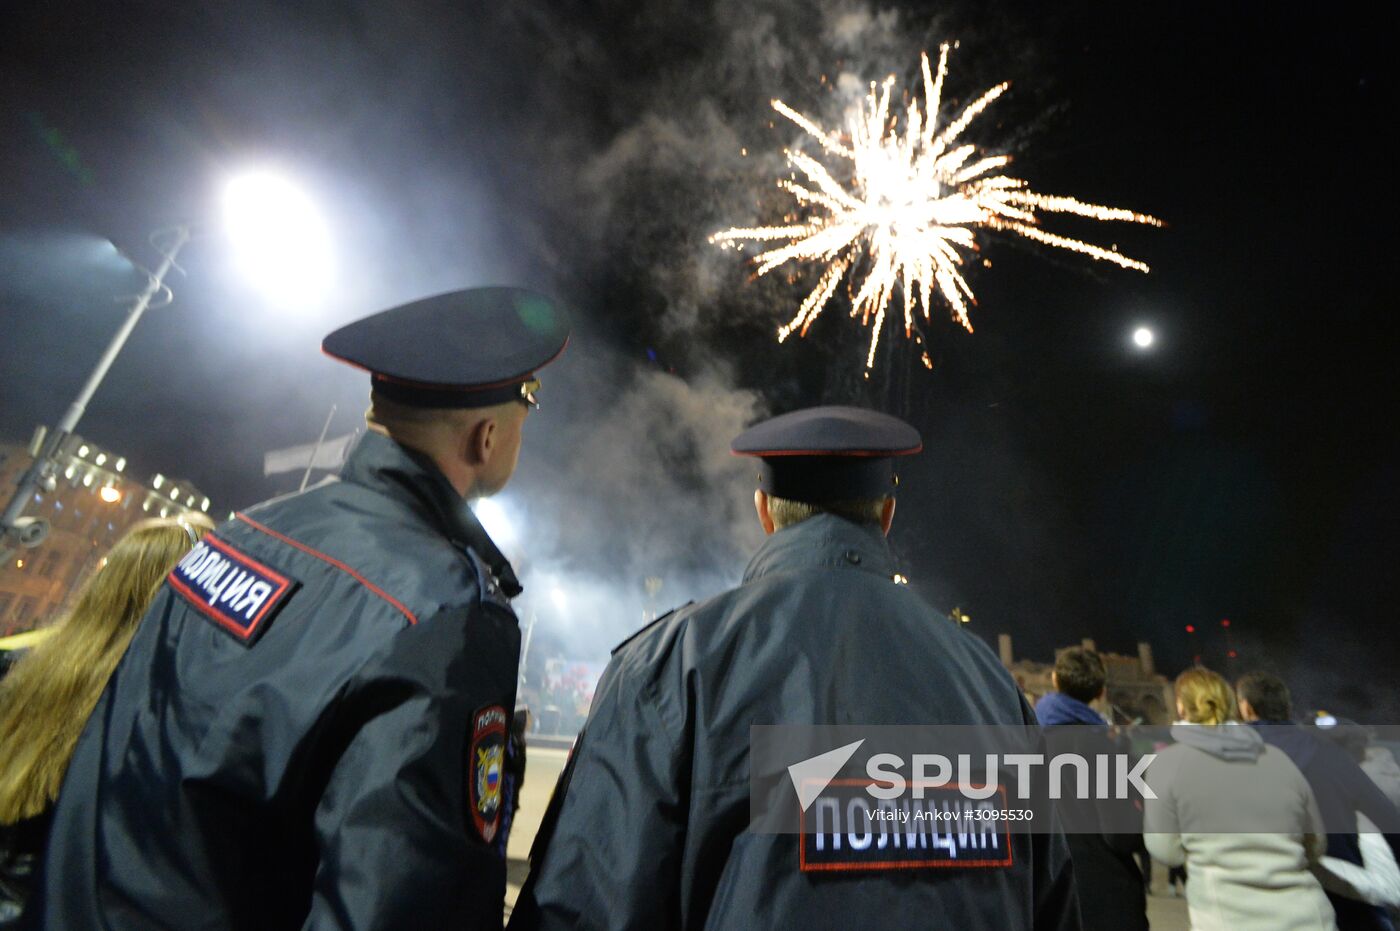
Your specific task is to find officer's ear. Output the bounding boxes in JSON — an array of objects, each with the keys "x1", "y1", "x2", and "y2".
[
  {"x1": 463, "y1": 414, "x2": 497, "y2": 467},
  {"x1": 880, "y1": 496, "x2": 896, "y2": 536},
  {"x1": 754, "y1": 490, "x2": 776, "y2": 536}
]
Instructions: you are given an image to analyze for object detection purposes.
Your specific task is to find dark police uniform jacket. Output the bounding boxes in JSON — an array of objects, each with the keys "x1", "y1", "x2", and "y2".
[
  {"x1": 511, "y1": 513, "x2": 1081, "y2": 930},
  {"x1": 31, "y1": 432, "x2": 523, "y2": 930}
]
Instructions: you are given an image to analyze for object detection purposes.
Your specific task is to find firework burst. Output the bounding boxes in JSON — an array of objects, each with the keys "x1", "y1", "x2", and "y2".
[{"x1": 711, "y1": 44, "x2": 1164, "y2": 369}]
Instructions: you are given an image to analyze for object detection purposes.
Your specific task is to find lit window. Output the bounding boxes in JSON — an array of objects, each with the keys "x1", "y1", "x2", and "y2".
[
  {"x1": 78, "y1": 444, "x2": 90, "y2": 457},
  {"x1": 160, "y1": 507, "x2": 170, "y2": 518},
  {"x1": 201, "y1": 497, "x2": 211, "y2": 512},
  {"x1": 82, "y1": 473, "x2": 94, "y2": 488},
  {"x1": 64, "y1": 464, "x2": 76, "y2": 480},
  {"x1": 170, "y1": 487, "x2": 179, "y2": 499},
  {"x1": 15, "y1": 559, "x2": 24, "y2": 570},
  {"x1": 142, "y1": 500, "x2": 151, "y2": 512},
  {"x1": 95, "y1": 453, "x2": 107, "y2": 466},
  {"x1": 115, "y1": 457, "x2": 126, "y2": 472},
  {"x1": 153, "y1": 474, "x2": 164, "y2": 489},
  {"x1": 186, "y1": 495, "x2": 195, "y2": 507}
]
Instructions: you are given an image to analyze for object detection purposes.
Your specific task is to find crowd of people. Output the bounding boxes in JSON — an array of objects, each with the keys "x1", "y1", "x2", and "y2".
[
  {"x1": 1036, "y1": 647, "x2": 1400, "y2": 931},
  {"x1": 0, "y1": 287, "x2": 1396, "y2": 929}
]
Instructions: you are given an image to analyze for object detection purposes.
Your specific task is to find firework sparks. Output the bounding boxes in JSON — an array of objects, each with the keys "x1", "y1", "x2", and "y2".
[{"x1": 711, "y1": 44, "x2": 1164, "y2": 368}]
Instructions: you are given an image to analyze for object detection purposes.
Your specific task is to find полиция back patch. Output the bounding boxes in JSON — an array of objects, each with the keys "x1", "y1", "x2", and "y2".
[
  {"x1": 798, "y1": 782, "x2": 1014, "y2": 873},
  {"x1": 167, "y1": 535, "x2": 297, "y2": 644}
]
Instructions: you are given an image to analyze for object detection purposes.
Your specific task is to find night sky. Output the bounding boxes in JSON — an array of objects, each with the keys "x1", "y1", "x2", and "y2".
[{"x1": 2, "y1": 3, "x2": 1395, "y2": 718}]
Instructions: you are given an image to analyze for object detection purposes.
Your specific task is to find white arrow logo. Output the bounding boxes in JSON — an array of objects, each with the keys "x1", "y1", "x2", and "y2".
[{"x1": 787, "y1": 739, "x2": 865, "y2": 811}]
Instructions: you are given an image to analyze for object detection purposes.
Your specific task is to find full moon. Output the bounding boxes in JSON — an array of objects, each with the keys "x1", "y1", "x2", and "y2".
[{"x1": 1132, "y1": 326, "x2": 1155, "y2": 348}]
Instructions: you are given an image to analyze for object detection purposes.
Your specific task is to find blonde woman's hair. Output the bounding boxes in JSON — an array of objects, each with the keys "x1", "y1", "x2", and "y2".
[
  {"x1": 1175, "y1": 667, "x2": 1237, "y2": 726},
  {"x1": 0, "y1": 514, "x2": 213, "y2": 823}
]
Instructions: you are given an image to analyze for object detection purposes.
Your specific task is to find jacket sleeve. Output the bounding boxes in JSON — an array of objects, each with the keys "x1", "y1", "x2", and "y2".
[
  {"x1": 509, "y1": 651, "x2": 689, "y2": 931},
  {"x1": 302, "y1": 604, "x2": 520, "y2": 931},
  {"x1": 1317, "y1": 814, "x2": 1400, "y2": 908}
]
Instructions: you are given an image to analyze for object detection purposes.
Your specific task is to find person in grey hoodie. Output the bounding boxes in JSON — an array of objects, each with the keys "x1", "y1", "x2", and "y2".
[{"x1": 1144, "y1": 667, "x2": 1335, "y2": 931}]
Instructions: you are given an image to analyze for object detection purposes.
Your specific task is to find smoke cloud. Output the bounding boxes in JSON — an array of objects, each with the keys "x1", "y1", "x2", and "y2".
[{"x1": 499, "y1": 346, "x2": 765, "y2": 659}]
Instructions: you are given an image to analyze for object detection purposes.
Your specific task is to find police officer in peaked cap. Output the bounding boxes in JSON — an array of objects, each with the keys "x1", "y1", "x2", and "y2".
[
  {"x1": 511, "y1": 406, "x2": 1081, "y2": 930},
  {"x1": 32, "y1": 287, "x2": 569, "y2": 929}
]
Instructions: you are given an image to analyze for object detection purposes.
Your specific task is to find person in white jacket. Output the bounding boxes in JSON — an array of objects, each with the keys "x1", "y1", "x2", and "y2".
[
  {"x1": 1144, "y1": 667, "x2": 1336, "y2": 931},
  {"x1": 1361, "y1": 746, "x2": 1400, "y2": 813},
  {"x1": 1319, "y1": 814, "x2": 1400, "y2": 911}
]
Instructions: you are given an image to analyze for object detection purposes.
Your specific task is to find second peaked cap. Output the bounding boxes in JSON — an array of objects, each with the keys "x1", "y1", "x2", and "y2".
[{"x1": 732, "y1": 405, "x2": 922, "y2": 502}]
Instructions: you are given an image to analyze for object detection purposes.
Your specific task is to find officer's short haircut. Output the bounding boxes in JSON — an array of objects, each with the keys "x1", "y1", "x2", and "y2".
[
  {"x1": 1236, "y1": 672, "x2": 1293, "y2": 721},
  {"x1": 766, "y1": 495, "x2": 887, "y2": 530},
  {"x1": 367, "y1": 391, "x2": 479, "y2": 429},
  {"x1": 1054, "y1": 647, "x2": 1107, "y2": 704}
]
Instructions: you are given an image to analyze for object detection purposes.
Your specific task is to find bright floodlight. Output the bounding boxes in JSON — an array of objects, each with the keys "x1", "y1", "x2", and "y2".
[
  {"x1": 1132, "y1": 326, "x2": 1155, "y2": 349},
  {"x1": 223, "y1": 170, "x2": 333, "y2": 305},
  {"x1": 99, "y1": 486, "x2": 122, "y2": 504},
  {"x1": 472, "y1": 497, "x2": 516, "y2": 546}
]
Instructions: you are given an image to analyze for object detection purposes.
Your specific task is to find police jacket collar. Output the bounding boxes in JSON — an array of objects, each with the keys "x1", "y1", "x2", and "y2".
[
  {"x1": 341, "y1": 431, "x2": 523, "y2": 596},
  {"x1": 742, "y1": 512, "x2": 897, "y2": 584}
]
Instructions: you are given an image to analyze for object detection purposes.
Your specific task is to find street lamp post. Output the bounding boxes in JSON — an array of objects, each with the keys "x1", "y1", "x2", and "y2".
[
  {"x1": 1, "y1": 167, "x2": 332, "y2": 561},
  {"x1": 0, "y1": 226, "x2": 191, "y2": 558}
]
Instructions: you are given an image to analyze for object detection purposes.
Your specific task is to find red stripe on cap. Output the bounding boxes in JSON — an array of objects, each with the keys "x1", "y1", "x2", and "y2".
[
  {"x1": 235, "y1": 512, "x2": 418, "y2": 626},
  {"x1": 731, "y1": 444, "x2": 923, "y2": 458}
]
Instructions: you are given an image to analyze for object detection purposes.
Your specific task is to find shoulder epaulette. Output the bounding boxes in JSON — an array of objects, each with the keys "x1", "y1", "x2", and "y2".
[
  {"x1": 610, "y1": 602, "x2": 694, "y2": 656},
  {"x1": 461, "y1": 546, "x2": 513, "y2": 611}
]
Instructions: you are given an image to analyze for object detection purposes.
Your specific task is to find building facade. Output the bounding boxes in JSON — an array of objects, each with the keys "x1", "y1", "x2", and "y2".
[
  {"x1": 998, "y1": 633, "x2": 1176, "y2": 725},
  {"x1": 0, "y1": 435, "x2": 215, "y2": 636}
]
